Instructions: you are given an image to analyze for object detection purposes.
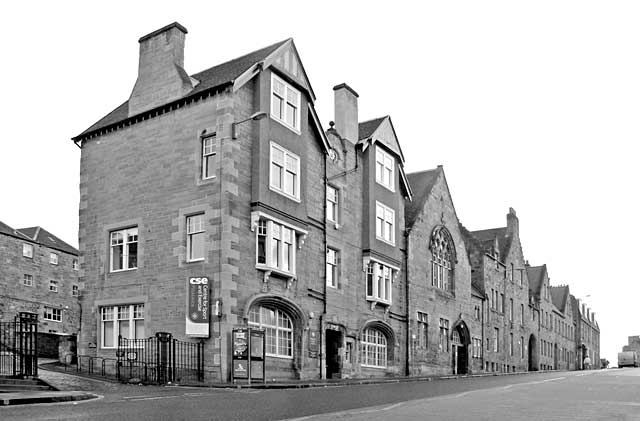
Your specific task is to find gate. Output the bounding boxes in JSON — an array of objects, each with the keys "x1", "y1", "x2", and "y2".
[
  {"x1": 117, "y1": 332, "x2": 204, "y2": 384},
  {"x1": 0, "y1": 312, "x2": 38, "y2": 377}
]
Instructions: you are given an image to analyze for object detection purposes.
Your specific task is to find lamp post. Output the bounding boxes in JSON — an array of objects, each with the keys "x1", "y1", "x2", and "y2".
[{"x1": 231, "y1": 111, "x2": 268, "y2": 139}]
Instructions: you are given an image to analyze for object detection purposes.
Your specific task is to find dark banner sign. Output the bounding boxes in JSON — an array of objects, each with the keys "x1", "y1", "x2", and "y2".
[{"x1": 186, "y1": 277, "x2": 210, "y2": 337}]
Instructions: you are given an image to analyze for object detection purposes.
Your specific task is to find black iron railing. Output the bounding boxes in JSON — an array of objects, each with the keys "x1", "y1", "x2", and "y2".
[
  {"x1": 117, "y1": 332, "x2": 205, "y2": 384},
  {"x1": 0, "y1": 313, "x2": 38, "y2": 377}
]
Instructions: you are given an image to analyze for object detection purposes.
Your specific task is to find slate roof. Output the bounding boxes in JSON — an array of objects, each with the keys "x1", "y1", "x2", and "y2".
[
  {"x1": 76, "y1": 39, "x2": 290, "y2": 139},
  {"x1": 16, "y1": 226, "x2": 78, "y2": 255},
  {"x1": 405, "y1": 168, "x2": 441, "y2": 230},
  {"x1": 470, "y1": 227, "x2": 510, "y2": 259},
  {"x1": 471, "y1": 284, "x2": 485, "y2": 298},
  {"x1": 1, "y1": 221, "x2": 78, "y2": 256},
  {"x1": 0, "y1": 220, "x2": 17, "y2": 236},
  {"x1": 358, "y1": 117, "x2": 387, "y2": 141},
  {"x1": 550, "y1": 285, "x2": 569, "y2": 313},
  {"x1": 526, "y1": 264, "x2": 546, "y2": 297}
]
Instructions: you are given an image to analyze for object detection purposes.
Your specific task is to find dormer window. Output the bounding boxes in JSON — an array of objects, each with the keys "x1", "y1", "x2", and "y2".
[
  {"x1": 375, "y1": 146, "x2": 394, "y2": 191},
  {"x1": 271, "y1": 74, "x2": 300, "y2": 133}
]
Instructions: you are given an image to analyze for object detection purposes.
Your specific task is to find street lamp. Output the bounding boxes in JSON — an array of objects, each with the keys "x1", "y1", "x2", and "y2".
[{"x1": 232, "y1": 111, "x2": 268, "y2": 139}]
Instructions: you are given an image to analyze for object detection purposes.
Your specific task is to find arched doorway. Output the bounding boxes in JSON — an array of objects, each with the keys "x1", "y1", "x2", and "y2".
[
  {"x1": 528, "y1": 334, "x2": 538, "y2": 371},
  {"x1": 451, "y1": 321, "x2": 470, "y2": 375}
]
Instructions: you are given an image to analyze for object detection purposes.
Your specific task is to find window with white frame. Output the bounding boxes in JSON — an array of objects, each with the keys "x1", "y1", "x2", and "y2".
[
  {"x1": 186, "y1": 214, "x2": 205, "y2": 262},
  {"x1": 202, "y1": 135, "x2": 216, "y2": 180},
  {"x1": 472, "y1": 338, "x2": 482, "y2": 358},
  {"x1": 326, "y1": 185, "x2": 338, "y2": 223},
  {"x1": 360, "y1": 328, "x2": 387, "y2": 368},
  {"x1": 23, "y1": 243, "x2": 33, "y2": 258},
  {"x1": 271, "y1": 74, "x2": 300, "y2": 132},
  {"x1": 521, "y1": 336, "x2": 525, "y2": 358},
  {"x1": 375, "y1": 146, "x2": 394, "y2": 191},
  {"x1": 110, "y1": 227, "x2": 138, "y2": 272},
  {"x1": 73, "y1": 259, "x2": 79, "y2": 271},
  {"x1": 366, "y1": 262, "x2": 393, "y2": 304},
  {"x1": 439, "y1": 318, "x2": 449, "y2": 352},
  {"x1": 248, "y1": 305, "x2": 293, "y2": 358},
  {"x1": 72, "y1": 284, "x2": 79, "y2": 297},
  {"x1": 101, "y1": 304, "x2": 144, "y2": 348},
  {"x1": 44, "y1": 306, "x2": 61, "y2": 322},
  {"x1": 521, "y1": 304, "x2": 525, "y2": 326},
  {"x1": 49, "y1": 280, "x2": 58, "y2": 293},
  {"x1": 270, "y1": 143, "x2": 300, "y2": 200},
  {"x1": 430, "y1": 226, "x2": 454, "y2": 291},
  {"x1": 417, "y1": 312, "x2": 428, "y2": 348},
  {"x1": 493, "y1": 327, "x2": 499, "y2": 352},
  {"x1": 23, "y1": 274, "x2": 33, "y2": 287},
  {"x1": 375, "y1": 202, "x2": 395, "y2": 245},
  {"x1": 256, "y1": 219, "x2": 296, "y2": 275},
  {"x1": 509, "y1": 333, "x2": 514, "y2": 356},
  {"x1": 50, "y1": 252, "x2": 58, "y2": 265},
  {"x1": 326, "y1": 248, "x2": 338, "y2": 288}
]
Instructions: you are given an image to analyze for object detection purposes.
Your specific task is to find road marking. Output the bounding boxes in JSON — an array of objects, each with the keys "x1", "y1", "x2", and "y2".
[
  {"x1": 542, "y1": 377, "x2": 566, "y2": 382},
  {"x1": 126, "y1": 395, "x2": 182, "y2": 401},
  {"x1": 381, "y1": 402, "x2": 404, "y2": 411}
]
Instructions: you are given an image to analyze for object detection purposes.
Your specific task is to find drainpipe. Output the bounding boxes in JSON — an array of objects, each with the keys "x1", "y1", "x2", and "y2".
[
  {"x1": 320, "y1": 149, "x2": 328, "y2": 380},
  {"x1": 404, "y1": 230, "x2": 410, "y2": 376}
]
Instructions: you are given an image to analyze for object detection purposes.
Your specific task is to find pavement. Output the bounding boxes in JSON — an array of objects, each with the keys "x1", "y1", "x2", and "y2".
[{"x1": 0, "y1": 359, "x2": 99, "y2": 406}]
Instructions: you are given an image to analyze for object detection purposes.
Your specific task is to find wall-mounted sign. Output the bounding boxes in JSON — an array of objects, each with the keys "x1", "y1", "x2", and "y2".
[
  {"x1": 186, "y1": 277, "x2": 210, "y2": 337},
  {"x1": 308, "y1": 330, "x2": 318, "y2": 358}
]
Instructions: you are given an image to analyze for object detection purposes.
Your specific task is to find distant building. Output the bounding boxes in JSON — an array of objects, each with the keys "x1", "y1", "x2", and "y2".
[
  {"x1": 0, "y1": 221, "x2": 80, "y2": 334},
  {"x1": 571, "y1": 295, "x2": 600, "y2": 369}
]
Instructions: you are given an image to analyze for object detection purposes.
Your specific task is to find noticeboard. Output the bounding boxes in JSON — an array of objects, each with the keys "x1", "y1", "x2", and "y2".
[
  {"x1": 186, "y1": 277, "x2": 210, "y2": 337},
  {"x1": 232, "y1": 327, "x2": 265, "y2": 384}
]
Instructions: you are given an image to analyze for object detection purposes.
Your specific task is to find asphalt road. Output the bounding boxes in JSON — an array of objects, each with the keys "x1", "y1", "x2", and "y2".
[{"x1": 2, "y1": 369, "x2": 639, "y2": 420}]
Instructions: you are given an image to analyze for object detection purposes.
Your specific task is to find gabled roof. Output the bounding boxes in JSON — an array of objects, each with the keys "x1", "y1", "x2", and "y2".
[
  {"x1": 550, "y1": 285, "x2": 569, "y2": 313},
  {"x1": 358, "y1": 117, "x2": 387, "y2": 141},
  {"x1": 405, "y1": 168, "x2": 441, "y2": 230},
  {"x1": 526, "y1": 264, "x2": 546, "y2": 296},
  {"x1": 75, "y1": 39, "x2": 290, "y2": 140},
  {"x1": 17, "y1": 226, "x2": 78, "y2": 255},
  {"x1": 470, "y1": 227, "x2": 510, "y2": 260}
]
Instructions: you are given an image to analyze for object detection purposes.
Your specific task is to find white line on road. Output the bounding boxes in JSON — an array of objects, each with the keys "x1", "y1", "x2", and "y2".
[{"x1": 126, "y1": 395, "x2": 182, "y2": 401}]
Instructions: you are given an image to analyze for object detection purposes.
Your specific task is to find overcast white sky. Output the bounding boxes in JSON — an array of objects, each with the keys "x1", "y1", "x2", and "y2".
[{"x1": 1, "y1": 1, "x2": 637, "y2": 365}]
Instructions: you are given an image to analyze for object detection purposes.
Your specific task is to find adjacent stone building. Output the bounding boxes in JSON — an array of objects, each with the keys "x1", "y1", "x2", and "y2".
[
  {"x1": 72, "y1": 22, "x2": 600, "y2": 382},
  {"x1": 571, "y1": 295, "x2": 600, "y2": 369},
  {"x1": 0, "y1": 220, "x2": 80, "y2": 334}
]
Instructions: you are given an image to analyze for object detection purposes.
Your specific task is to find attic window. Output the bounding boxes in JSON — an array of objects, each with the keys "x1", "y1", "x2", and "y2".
[{"x1": 271, "y1": 74, "x2": 300, "y2": 133}]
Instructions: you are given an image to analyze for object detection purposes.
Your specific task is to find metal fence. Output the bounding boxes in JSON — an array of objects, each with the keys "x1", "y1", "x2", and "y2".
[
  {"x1": 117, "y1": 332, "x2": 205, "y2": 385},
  {"x1": 0, "y1": 312, "x2": 38, "y2": 377}
]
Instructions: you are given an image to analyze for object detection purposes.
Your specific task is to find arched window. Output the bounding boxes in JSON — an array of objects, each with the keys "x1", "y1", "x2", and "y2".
[
  {"x1": 248, "y1": 305, "x2": 293, "y2": 358},
  {"x1": 430, "y1": 226, "x2": 455, "y2": 291},
  {"x1": 360, "y1": 328, "x2": 388, "y2": 368}
]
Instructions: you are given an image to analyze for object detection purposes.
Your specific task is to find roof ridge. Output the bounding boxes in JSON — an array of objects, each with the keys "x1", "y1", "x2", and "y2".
[
  {"x1": 358, "y1": 115, "x2": 388, "y2": 125},
  {"x1": 407, "y1": 167, "x2": 440, "y2": 176}
]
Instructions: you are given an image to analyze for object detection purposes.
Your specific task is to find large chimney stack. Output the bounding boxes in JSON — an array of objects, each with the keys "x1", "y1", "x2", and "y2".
[
  {"x1": 333, "y1": 83, "x2": 359, "y2": 143},
  {"x1": 128, "y1": 22, "x2": 196, "y2": 116},
  {"x1": 507, "y1": 207, "x2": 519, "y2": 237}
]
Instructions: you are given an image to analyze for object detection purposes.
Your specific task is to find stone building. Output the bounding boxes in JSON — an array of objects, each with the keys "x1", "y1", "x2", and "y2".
[
  {"x1": 0, "y1": 220, "x2": 80, "y2": 334},
  {"x1": 549, "y1": 285, "x2": 576, "y2": 371},
  {"x1": 323, "y1": 102, "x2": 412, "y2": 378},
  {"x1": 462, "y1": 209, "x2": 533, "y2": 373},
  {"x1": 404, "y1": 167, "x2": 481, "y2": 376},
  {"x1": 73, "y1": 22, "x2": 599, "y2": 382},
  {"x1": 571, "y1": 295, "x2": 600, "y2": 369}
]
